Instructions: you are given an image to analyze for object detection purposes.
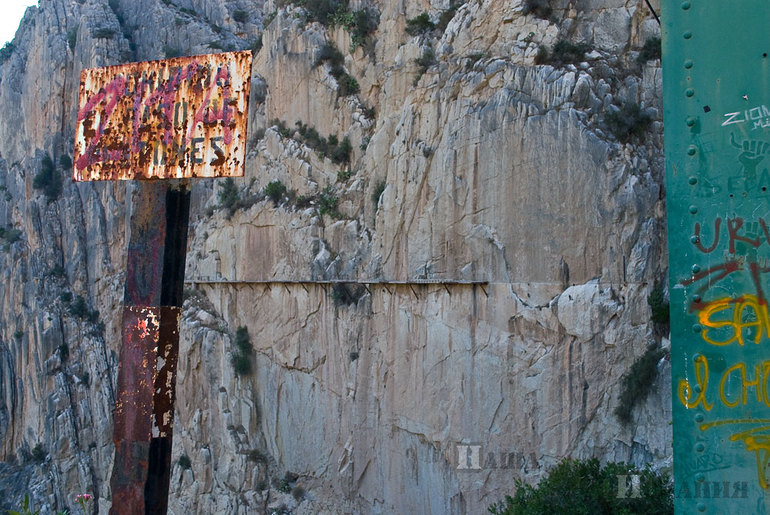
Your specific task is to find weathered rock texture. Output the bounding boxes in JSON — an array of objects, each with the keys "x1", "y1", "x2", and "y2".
[{"x1": 0, "y1": 0, "x2": 669, "y2": 513}]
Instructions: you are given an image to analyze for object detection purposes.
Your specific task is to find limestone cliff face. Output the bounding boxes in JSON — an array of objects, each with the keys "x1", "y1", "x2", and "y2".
[{"x1": 0, "y1": 0, "x2": 668, "y2": 513}]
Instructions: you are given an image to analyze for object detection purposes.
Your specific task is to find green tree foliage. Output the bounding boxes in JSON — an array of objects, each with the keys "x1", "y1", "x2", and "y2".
[{"x1": 488, "y1": 458, "x2": 673, "y2": 515}]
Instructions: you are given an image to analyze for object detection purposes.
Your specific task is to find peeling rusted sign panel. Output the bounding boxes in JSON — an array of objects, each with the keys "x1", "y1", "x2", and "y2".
[{"x1": 74, "y1": 51, "x2": 251, "y2": 181}]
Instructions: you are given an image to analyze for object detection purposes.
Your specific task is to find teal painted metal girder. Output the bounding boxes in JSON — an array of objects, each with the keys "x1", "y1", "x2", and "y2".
[{"x1": 662, "y1": 1, "x2": 770, "y2": 513}]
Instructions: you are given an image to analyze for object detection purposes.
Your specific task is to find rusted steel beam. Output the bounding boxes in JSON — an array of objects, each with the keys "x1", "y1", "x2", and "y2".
[{"x1": 111, "y1": 182, "x2": 189, "y2": 514}]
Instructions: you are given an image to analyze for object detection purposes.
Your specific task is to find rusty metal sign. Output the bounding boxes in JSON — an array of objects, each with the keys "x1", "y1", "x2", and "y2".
[{"x1": 74, "y1": 51, "x2": 251, "y2": 181}]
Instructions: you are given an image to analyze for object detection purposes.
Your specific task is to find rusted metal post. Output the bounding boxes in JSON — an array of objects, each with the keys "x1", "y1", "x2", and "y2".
[
  {"x1": 110, "y1": 181, "x2": 189, "y2": 514},
  {"x1": 72, "y1": 50, "x2": 251, "y2": 513}
]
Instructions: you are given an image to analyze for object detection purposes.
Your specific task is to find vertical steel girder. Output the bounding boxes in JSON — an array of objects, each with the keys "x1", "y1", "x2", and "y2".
[{"x1": 110, "y1": 182, "x2": 189, "y2": 514}]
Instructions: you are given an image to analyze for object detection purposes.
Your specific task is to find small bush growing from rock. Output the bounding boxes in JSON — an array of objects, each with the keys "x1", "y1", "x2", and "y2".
[
  {"x1": 217, "y1": 177, "x2": 244, "y2": 218},
  {"x1": 405, "y1": 13, "x2": 434, "y2": 36},
  {"x1": 330, "y1": 283, "x2": 365, "y2": 306},
  {"x1": 542, "y1": 40, "x2": 589, "y2": 67},
  {"x1": 604, "y1": 102, "x2": 653, "y2": 143},
  {"x1": 33, "y1": 153, "x2": 62, "y2": 202},
  {"x1": 233, "y1": 9, "x2": 249, "y2": 23},
  {"x1": 295, "y1": 194, "x2": 313, "y2": 208},
  {"x1": 371, "y1": 180, "x2": 386, "y2": 206},
  {"x1": 68, "y1": 295, "x2": 99, "y2": 323},
  {"x1": 436, "y1": 3, "x2": 460, "y2": 34},
  {"x1": 163, "y1": 45, "x2": 183, "y2": 58},
  {"x1": 264, "y1": 180, "x2": 288, "y2": 205},
  {"x1": 0, "y1": 42, "x2": 15, "y2": 64},
  {"x1": 637, "y1": 36, "x2": 661, "y2": 63},
  {"x1": 344, "y1": 8, "x2": 379, "y2": 48},
  {"x1": 314, "y1": 42, "x2": 360, "y2": 96},
  {"x1": 319, "y1": 186, "x2": 340, "y2": 218},
  {"x1": 178, "y1": 454, "x2": 192, "y2": 469},
  {"x1": 0, "y1": 226, "x2": 22, "y2": 245},
  {"x1": 294, "y1": 122, "x2": 353, "y2": 162},
  {"x1": 330, "y1": 137, "x2": 352, "y2": 164},
  {"x1": 31, "y1": 444, "x2": 46, "y2": 463},
  {"x1": 270, "y1": 119, "x2": 292, "y2": 138},
  {"x1": 614, "y1": 346, "x2": 667, "y2": 425},
  {"x1": 315, "y1": 42, "x2": 344, "y2": 68},
  {"x1": 59, "y1": 154, "x2": 72, "y2": 170},
  {"x1": 522, "y1": 0, "x2": 553, "y2": 20},
  {"x1": 251, "y1": 34, "x2": 263, "y2": 54},
  {"x1": 92, "y1": 28, "x2": 116, "y2": 39},
  {"x1": 414, "y1": 48, "x2": 437, "y2": 85},
  {"x1": 300, "y1": 0, "x2": 347, "y2": 26},
  {"x1": 335, "y1": 71, "x2": 360, "y2": 96},
  {"x1": 68, "y1": 26, "x2": 78, "y2": 50},
  {"x1": 292, "y1": 486, "x2": 306, "y2": 500},
  {"x1": 647, "y1": 283, "x2": 669, "y2": 326},
  {"x1": 247, "y1": 449, "x2": 268, "y2": 463},
  {"x1": 231, "y1": 326, "x2": 253, "y2": 375}
]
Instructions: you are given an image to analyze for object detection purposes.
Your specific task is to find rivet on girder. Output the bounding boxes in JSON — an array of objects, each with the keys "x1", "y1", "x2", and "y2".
[
  {"x1": 689, "y1": 205, "x2": 698, "y2": 213},
  {"x1": 684, "y1": 59, "x2": 693, "y2": 69},
  {"x1": 686, "y1": 88, "x2": 695, "y2": 97},
  {"x1": 686, "y1": 116, "x2": 696, "y2": 126},
  {"x1": 694, "y1": 413, "x2": 704, "y2": 422},
  {"x1": 681, "y1": 1, "x2": 691, "y2": 9},
  {"x1": 683, "y1": 31, "x2": 693, "y2": 39},
  {"x1": 692, "y1": 264, "x2": 701, "y2": 273},
  {"x1": 695, "y1": 442, "x2": 705, "y2": 452},
  {"x1": 688, "y1": 176, "x2": 698, "y2": 185},
  {"x1": 693, "y1": 324, "x2": 702, "y2": 333},
  {"x1": 687, "y1": 145, "x2": 697, "y2": 155}
]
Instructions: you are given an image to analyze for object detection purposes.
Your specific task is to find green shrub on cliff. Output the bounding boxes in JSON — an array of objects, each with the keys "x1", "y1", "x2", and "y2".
[{"x1": 489, "y1": 458, "x2": 673, "y2": 514}]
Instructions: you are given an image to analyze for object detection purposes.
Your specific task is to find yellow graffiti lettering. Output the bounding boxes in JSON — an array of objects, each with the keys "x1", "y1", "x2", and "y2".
[
  {"x1": 720, "y1": 363, "x2": 762, "y2": 407},
  {"x1": 678, "y1": 355, "x2": 713, "y2": 410},
  {"x1": 763, "y1": 362, "x2": 770, "y2": 407},
  {"x1": 699, "y1": 420, "x2": 770, "y2": 490},
  {"x1": 699, "y1": 295, "x2": 770, "y2": 346}
]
